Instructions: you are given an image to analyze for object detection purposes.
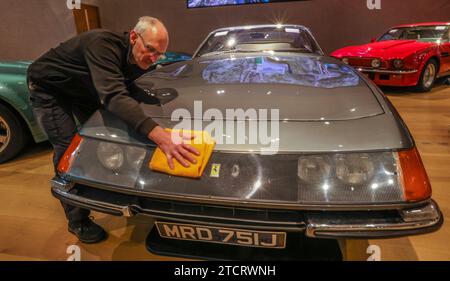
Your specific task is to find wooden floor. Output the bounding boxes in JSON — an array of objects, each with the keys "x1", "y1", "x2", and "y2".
[{"x1": 0, "y1": 79, "x2": 449, "y2": 261}]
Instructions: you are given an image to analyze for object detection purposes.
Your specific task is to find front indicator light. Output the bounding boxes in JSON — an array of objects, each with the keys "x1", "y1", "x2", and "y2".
[
  {"x1": 57, "y1": 134, "x2": 83, "y2": 175},
  {"x1": 397, "y1": 148, "x2": 431, "y2": 202}
]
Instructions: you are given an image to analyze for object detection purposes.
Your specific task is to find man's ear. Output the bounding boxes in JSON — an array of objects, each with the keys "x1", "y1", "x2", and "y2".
[{"x1": 130, "y1": 30, "x2": 138, "y2": 45}]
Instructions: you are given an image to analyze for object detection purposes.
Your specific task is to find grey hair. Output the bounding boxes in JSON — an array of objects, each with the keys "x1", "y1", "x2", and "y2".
[{"x1": 133, "y1": 16, "x2": 160, "y2": 34}]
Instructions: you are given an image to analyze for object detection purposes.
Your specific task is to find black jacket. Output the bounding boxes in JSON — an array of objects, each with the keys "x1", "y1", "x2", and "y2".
[{"x1": 28, "y1": 29, "x2": 158, "y2": 136}]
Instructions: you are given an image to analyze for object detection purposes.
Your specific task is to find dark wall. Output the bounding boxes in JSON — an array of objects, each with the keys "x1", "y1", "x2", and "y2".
[
  {"x1": 0, "y1": 0, "x2": 77, "y2": 61},
  {"x1": 0, "y1": 0, "x2": 101, "y2": 61},
  {"x1": 0, "y1": 0, "x2": 448, "y2": 60},
  {"x1": 97, "y1": 0, "x2": 450, "y2": 55}
]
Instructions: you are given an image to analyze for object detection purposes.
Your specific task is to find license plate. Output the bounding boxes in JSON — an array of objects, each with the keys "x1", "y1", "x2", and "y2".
[{"x1": 155, "y1": 221, "x2": 286, "y2": 249}]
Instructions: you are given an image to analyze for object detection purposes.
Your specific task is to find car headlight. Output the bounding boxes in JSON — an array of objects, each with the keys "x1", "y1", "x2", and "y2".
[
  {"x1": 335, "y1": 153, "x2": 375, "y2": 185},
  {"x1": 298, "y1": 156, "x2": 332, "y2": 184},
  {"x1": 371, "y1": 59, "x2": 382, "y2": 68},
  {"x1": 392, "y1": 59, "x2": 404, "y2": 69},
  {"x1": 297, "y1": 152, "x2": 411, "y2": 204},
  {"x1": 97, "y1": 142, "x2": 124, "y2": 171},
  {"x1": 126, "y1": 146, "x2": 147, "y2": 167},
  {"x1": 342, "y1": 58, "x2": 349, "y2": 64}
]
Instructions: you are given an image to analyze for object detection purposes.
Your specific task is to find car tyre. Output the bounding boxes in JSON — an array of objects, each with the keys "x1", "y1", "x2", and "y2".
[
  {"x1": 415, "y1": 59, "x2": 438, "y2": 92},
  {"x1": 0, "y1": 104, "x2": 29, "y2": 164}
]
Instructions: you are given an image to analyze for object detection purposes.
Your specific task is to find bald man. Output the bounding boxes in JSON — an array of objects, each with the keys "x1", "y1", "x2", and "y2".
[{"x1": 27, "y1": 17, "x2": 199, "y2": 243}]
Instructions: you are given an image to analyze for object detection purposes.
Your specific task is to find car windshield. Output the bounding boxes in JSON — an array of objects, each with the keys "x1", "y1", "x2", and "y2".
[
  {"x1": 378, "y1": 25, "x2": 450, "y2": 43},
  {"x1": 195, "y1": 26, "x2": 322, "y2": 57}
]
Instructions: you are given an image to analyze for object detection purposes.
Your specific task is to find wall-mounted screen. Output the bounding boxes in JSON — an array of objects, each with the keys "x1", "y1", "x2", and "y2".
[{"x1": 188, "y1": 0, "x2": 307, "y2": 9}]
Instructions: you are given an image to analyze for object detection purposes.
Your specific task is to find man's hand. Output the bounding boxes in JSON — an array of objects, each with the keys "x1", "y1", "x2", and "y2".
[{"x1": 148, "y1": 126, "x2": 200, "y2": 170}]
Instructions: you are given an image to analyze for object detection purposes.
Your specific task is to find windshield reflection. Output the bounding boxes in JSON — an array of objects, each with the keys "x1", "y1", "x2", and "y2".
[{"x1": 202, "y1": 56, "x2": 360, "y2": 88}]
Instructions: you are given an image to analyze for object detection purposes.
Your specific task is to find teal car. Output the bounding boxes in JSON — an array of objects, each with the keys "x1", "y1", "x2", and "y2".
[{"x1": 0, "y1": 52, "x2": 191, "y2": 163}]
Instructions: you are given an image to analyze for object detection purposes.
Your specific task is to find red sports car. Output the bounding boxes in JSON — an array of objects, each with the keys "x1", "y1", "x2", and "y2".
[{"x1": 331, "y1": 22, "x2": 450, "y2": 92}]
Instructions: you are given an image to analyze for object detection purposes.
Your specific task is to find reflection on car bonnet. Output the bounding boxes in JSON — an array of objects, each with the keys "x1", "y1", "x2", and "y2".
[{"x1": 202, "y1": 56, "x2": 359, "y2": 88}]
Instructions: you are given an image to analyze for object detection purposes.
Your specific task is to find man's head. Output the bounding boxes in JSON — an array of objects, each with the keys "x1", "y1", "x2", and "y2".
[{"x1": 130, "y1": 16, "x2": 169, "y2": 70}]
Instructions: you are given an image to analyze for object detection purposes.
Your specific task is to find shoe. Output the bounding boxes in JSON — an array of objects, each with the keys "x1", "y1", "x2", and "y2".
[{"x1": 68, "y1": 218, "x2": 107, "y2": 244}]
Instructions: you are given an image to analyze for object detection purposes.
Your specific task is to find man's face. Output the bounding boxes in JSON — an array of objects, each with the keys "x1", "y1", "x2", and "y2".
[{"x1": 130, "y1": 28, "x2": 168, "y2": 70}]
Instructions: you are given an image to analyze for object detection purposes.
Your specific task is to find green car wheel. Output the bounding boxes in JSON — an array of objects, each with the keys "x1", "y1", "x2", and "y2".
[{"x1": 0, "y1": 103, "x2": 29, "y2": 163}]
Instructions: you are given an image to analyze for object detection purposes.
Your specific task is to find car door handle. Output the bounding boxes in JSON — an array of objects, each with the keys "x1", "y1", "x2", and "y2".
[{"x1": 442, "y1": 52, "x2": 449, "y2": 58}]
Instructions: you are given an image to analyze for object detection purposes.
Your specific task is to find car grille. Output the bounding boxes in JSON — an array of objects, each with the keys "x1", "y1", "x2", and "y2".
[
  {"x1": 348, "y1": 57, "x2": 388, "y2": 68},
  {"x1": 54, "y1": 183, "x2": 411, "y2": 234},
  {"x1": 68, "y1": 183, "x2": 307, "y2": 229}
]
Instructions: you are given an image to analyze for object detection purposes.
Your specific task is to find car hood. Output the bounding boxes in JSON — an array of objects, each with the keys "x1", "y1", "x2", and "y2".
[
  {"x1": 81, "y1": 108, "x2": 411, "y2": 153},
  {"x1": 80, "y1": 53, "x2": 413, "y2": 153},
  {"x1": 331, "y1": 40, "x2": 434, "y2": 59},
  {"x1": 131, "y1": 53, "x2": 383, "y2": 121}
]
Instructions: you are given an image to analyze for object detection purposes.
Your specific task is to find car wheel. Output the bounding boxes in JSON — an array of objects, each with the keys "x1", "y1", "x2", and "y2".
[
  {"x1": 415, "y1": 59, "x2": 438, "y2": 92},
  {"x1": 0, "y1": 104, "x2": 29, "y2": 164}
]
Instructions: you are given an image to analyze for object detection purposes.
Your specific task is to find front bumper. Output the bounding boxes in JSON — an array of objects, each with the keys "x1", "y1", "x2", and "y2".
[
  {"x1": 356, "y1": 67, "x2": 420, "y2": 87},
  {"x1": 51, "y1": 177, "x2": 443, "y2": 239}
]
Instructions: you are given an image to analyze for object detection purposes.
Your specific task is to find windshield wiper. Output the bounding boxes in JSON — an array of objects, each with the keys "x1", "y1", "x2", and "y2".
[
  {"x1": 200, "y1": 47, "x2": 315, "y2": 57},
  {"x1": 200, "y1": 49, "x2": 239, "y2": 57},
  {"x1": 272, "y1": 48, "x2": 314, "y2": 53}
]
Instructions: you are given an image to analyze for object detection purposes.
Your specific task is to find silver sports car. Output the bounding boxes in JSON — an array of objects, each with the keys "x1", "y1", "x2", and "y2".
[{"x1": 52, "y1": 25, "x2": 442, "y2": 252}]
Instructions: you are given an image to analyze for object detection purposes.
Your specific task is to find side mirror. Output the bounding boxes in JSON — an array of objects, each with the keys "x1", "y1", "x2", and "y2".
[{"x1": 370, "y1": 38, "x2": 377, "y2": 43}]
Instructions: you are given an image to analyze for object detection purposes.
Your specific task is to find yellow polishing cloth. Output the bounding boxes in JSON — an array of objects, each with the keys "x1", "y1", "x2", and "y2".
[{"x1": 149, "y1": 129, "x2": 215, "y2": 178}]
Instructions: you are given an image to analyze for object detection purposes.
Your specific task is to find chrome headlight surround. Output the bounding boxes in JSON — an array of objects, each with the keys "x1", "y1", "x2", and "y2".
[
  {"x1": 392, "y1": 59, "x2": 404, "y2": 70},
  {"x1": 371, "y1": 58, "x2": 382, "y2": 68}
]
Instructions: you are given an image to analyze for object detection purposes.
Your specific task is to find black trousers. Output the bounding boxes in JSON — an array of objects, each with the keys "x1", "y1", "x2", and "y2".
[{"x1": 29, "y1": 81, "x2": 98, "y2": 224}]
